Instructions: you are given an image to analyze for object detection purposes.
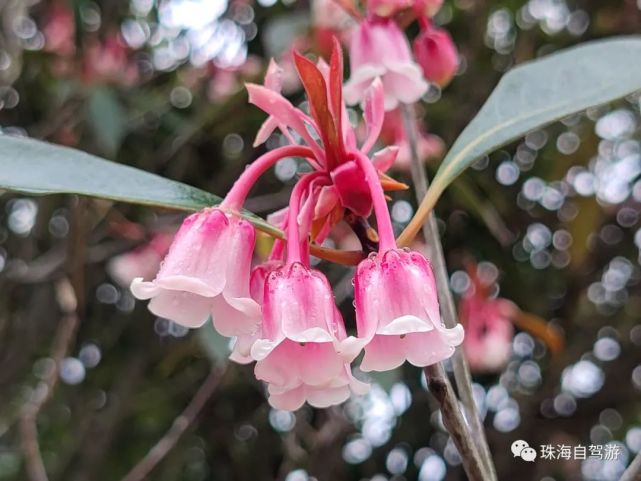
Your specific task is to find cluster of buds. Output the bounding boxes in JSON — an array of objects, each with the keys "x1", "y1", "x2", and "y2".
[{"x1": 131, "y1": 40, "x2": 464, "y2": 410}]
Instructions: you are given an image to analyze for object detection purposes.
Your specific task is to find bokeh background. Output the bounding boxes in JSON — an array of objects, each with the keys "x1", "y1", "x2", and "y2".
[{"x1": 1, "y1": 0, "x2": 641, "y2": 480}]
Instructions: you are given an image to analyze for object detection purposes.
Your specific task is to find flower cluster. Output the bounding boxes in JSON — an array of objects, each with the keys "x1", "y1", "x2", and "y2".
[
  {"x1": 343, "y1": 0, "x2": 459, "y2": 111},
  {"x1": 131, "y1": 39, "x2": 463, "y2": 411}
]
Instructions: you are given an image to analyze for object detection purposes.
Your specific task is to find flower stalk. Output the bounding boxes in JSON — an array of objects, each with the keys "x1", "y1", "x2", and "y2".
[{"x1": 401, "y1": 103, "x2": 497, "y2": 481}]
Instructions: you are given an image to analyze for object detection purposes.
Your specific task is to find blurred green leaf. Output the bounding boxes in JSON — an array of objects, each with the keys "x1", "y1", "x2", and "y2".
[
  {"x1": 0, "y1": 135, "x2": 281, "y2": 236},
  {"x1": 87, "y1": 87, "x2": 127, "y2": 156},
  {"x1": 366, "y1": 368, "x2": 401, "y2": 393},
  {"x1": 450, "y1": 176, "x2": 514, "y2": 246},
  {"x1": 263, "y1": 13, "x2": 309, "y2": 58},
  {"x1": 197, "y1": 322, "x2": 232, "y2": 362},
  {"x1": 427, "y1": 36, "x2": 641, "y2": 205}
]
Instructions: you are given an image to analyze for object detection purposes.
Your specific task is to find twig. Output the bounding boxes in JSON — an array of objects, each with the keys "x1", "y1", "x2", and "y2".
[
  {"x1": 401, "y1": 103, "x2": 497, "y2": 481},
  {"x1": 620, "y1": 451, "x2": 641, "y2": 481},
  {"x1": 120, "y1": 365, "x2": 227, "y2": 481},
  {"x1": 423, "y1": 365, "x2": 485, "y2": 481},
  {"x1": 19, "y1": 278, "x2": 80, "y2": 481}
]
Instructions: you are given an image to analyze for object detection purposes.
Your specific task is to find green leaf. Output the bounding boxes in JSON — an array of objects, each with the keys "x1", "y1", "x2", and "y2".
[
  {"x1": 0, "y1": 135, "x2": 281, "y2": 236},
  {"x1": 429, "y1": 36, "x2": 641, "y2": 203},
  {"x1": 449, "y1": 176, "x2": 514, "y2": 247},
  {"x1": 87, "y1": 87, "x2": 127, "y2": 156},
  {"x1": 197, "y1": 322, "x2": 232, "y2": 362}
]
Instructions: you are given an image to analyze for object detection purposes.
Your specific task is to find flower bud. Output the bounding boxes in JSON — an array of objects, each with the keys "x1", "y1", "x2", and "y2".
[{"x1": 413, "y1": 24, "x2": 459, "y2": 87}]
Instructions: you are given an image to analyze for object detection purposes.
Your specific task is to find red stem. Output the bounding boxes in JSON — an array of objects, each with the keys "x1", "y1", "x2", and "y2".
[
  {"x1": 222, "y1": 145, "x2": 316, "y2": 211},
  {"x1": 352, "y1": 151, "x2": 397, "y2": 251},
  {"x1": 286, "y1": 173, "x2": 326, "y2": 264}
]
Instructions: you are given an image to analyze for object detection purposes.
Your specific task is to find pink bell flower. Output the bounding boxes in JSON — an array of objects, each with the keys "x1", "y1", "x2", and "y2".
[
  {"x1": 251, "y1": 261, "x2": 367, "y2": 410},
  {"x1": 354, "y1": 249, "x2": 464, "y2": 371},
  {"x1": 228, "y1": 260, "x2": 283, "y2": 364},
  {"x1": 413, "y1": 21, "x2": 459, "y2": 87},
  {"x1": 266, "y1": 366, "x2": 369, "y2": 411},
  {"x1": 131, "y1": 208, "x2": 260, "y2": 336},
  {"x1": 344, "y1": 18, "x2": 428, "y2": 111},
  {"x1": 251, "y1": 262, "x2": 364, "y2": 386},
  {"x1": 460, "y1": 294, "x2": 515, "y2": 373}
]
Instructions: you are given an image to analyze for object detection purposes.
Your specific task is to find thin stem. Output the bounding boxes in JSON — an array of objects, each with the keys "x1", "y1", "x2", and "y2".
[
  {"x1": 396, "y1": 186, "x2": 441, "y2": 247},
  {"x1": 19, "y1": 279, "x2": 80, "y2": 481},
  {"x1": 286, "y1": 173, "x2": 324, "y2": 264},
  {"x1": 222, "y1": 145, "x2": 315, "y2": 210},
  {"x1": 620, "y1": 450, "x2": 641, "y2": 481},
  {"x1": 401, "y1": 104, "x2": 497, "y2": 481},
  {"x1": 423, "y1": 365, "x2": 485, "y2": 481},
  {"x1": 353, "y1": 151, "x2": 397, "y2": 251},
  {"x1": 120, "y1": 366, "x2": 227, "y2": 481}
]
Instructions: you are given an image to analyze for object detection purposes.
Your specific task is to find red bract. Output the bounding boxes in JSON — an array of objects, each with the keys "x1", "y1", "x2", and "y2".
[{"x1": 247, "y1": 38, "x2": 402, "y2": 231}]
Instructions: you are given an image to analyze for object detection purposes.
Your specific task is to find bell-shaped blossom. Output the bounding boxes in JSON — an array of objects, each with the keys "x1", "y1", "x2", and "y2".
[
  {"x1": 251, "y1": 262, "x2": 363, "y2": 377},
  {"x1": 344, "y1": 18, "x2": 428, "y2": 110},
  {"x1": 460, "y1": 294, "x2": 515, "y2": 373},
  {"x1": 354, "y1": 249, "x2": 464, "y2": 371},
  {"x1": 131, "y1": 208, "x2": 260, "y2": 336},
  {"x1": 229, "y1": 261, "x2": 282, "y2": 365},
  {"x1": 248, "y1": 262, "x2": 366, "y2": 409},
  {"x1": 413, "y1": 22, "x2": 459, "y2": 87},
  {"x1": 267, "y1": 366, "x2": 369, "y2": 411}
]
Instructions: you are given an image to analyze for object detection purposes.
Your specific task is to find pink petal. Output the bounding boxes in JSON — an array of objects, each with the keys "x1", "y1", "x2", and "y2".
[
  {"x1": 361, "y1": 77, "x2": 385, "y2": 153},
  {"x1": 314, "y1": 185, "x2": 339, "y2": 219},
  {"x1": 210, "y1": 294, "x2": 260, "y2": 337},
  {"x1": 265, "y1": 58, "x2": 284, "y2": 92},
  {"x1": 246, "y1": 83, "x2": 324, "y2": 161},
  {"x1": 371, "y1": 146, "x2": 399, "y2": 172},
  {"x1": 229, "y1": 334, "x2": 256, "y2": 364},
  {"x1": 147, "y1": 290, "x2": 211, "y2": 329},
  {"x1": 267, "y1": 384, "x2": 307, "y2": 411}
]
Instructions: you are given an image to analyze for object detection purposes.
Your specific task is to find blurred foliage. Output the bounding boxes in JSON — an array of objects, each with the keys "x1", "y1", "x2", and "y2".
[{"x1": 0, "y1": 1, "x2": 640, "y2": 481}]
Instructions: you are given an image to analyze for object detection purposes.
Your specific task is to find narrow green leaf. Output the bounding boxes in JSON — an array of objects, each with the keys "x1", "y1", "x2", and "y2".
[
  {"x1": 0, "y1": 135, "x2": 281, "y2": 236},
  {"x1": 429, "y1": 36, "x2": 641, "y2": 200}
]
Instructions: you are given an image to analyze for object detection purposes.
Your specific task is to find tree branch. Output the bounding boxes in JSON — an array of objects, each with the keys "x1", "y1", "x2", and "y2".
[
  {"x1": 120, "y1": 365, "x2": 227, "y2": 481},
  {"x1": 19, "y1": 278, "x2": 80, "y2": 481},
  {"x1": 401, "y1": 103, "x2": 497, "y2": 481},
  {"x1": 620, "y1": 451, "x2": 641, "y2": 481},
  {"x1": 423, "y1": 364, "x2": 485, "y2": 481}
]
